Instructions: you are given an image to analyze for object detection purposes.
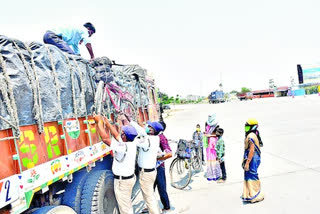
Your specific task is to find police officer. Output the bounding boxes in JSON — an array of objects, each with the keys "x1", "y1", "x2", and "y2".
[
  {"x1": 138, "y1": 121, "x2": 163, "y2": 214},
  {"x1": 94, "y1": 115, "x2": 138, "y2": 214}
]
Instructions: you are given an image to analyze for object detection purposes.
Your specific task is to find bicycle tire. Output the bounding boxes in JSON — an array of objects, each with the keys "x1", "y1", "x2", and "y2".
[
  {"x1": 120, "y1": 99, "x2": 137, "y2": 120},
  {"x1": 93, "y1": 81, "x2": 104, "y2": 114},
  {"x1": 191, "y1": 148, "x2": 202, "y2": 172},
  {"x1": 169, "y1": 157, "x2": 192, "y2": 190}
]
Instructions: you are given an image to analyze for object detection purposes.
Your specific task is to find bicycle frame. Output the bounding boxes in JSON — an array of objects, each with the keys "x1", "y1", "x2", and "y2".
[{"x1": 103, "y1": 82, "x2": 134, "y2": 112}]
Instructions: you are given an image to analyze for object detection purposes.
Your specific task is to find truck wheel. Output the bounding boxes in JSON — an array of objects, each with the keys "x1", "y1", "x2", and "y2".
[
  {"x1": 61, "y1": 169, "x2": 89, "y2": 213},
  {"x1": 30, "y1": 205, "x2": 76, "y2": 214},
  {"x1": 80, "y1": 170, "x2": 118, "y2": 214}
]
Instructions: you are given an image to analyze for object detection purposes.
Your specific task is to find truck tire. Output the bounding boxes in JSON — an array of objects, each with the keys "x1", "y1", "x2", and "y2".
[
  {"x1": 61, "y1": 169, "x2": 89, "y2": 213},
  {"x1": 93, "y1": 154, "x2": 113, "y2": 171},
  {"x1": 80, "y1": 170, "x2": 118, "y2": 214},
  {"x1": 30, "y1": 205, "x2": 76, "y2": 214}
]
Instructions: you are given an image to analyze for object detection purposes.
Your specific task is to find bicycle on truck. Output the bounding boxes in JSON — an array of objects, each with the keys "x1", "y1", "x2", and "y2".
[
  {"x1": 93, "y1": 80, "x2": 137, "y2": 120},
  {"x1": 169, "y1": 139, "x2": 203, "y2": 190}
]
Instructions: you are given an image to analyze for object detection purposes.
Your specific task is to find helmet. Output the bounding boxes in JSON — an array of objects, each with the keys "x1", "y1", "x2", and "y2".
[
  {"x1": 245, "y1": 118, "x2": 258, "y2": 133},
  {"x1": 84, "y1": 22, "x2": 96, "y2": 33},
  {"x1": 246, "y1": 118, "x2": 258, "y2": 126}
]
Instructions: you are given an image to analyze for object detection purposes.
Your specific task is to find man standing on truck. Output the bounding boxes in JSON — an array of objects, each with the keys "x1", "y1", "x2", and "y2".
[
  {"x1": 43, "y1": 22, "x2": 95, "y2": 60},
  {"x1": 94, "y1": 114, "x2": 149, "y2": 214}
]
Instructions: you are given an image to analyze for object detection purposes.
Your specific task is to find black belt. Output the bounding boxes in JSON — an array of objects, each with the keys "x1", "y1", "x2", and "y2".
[
  {"x1": 139, "y1": 167, "x2": 155, "y2": 172},
  {"x1": 114, "y1": 174, "x2": 134, "y2": 180}
]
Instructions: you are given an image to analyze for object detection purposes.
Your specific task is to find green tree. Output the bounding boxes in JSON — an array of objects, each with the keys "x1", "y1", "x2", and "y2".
[
  {"x1": 230, "y1": 90, "x2": 238, "y2": 94},
  {"x1": 241, "y1": 87, "x2": 251, "y2": 93}
]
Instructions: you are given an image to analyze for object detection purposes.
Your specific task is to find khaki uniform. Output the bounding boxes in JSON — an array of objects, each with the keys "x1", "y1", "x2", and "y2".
[
  {"x1": 114, "y1": 176, "x2": 136, "y2": 214},
  {"x1": 139, "y1": 169, "x2": 159, "y2": 214}
]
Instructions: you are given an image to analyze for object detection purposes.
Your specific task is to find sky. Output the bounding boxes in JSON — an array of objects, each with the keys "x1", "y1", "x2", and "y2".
[{"x1": 2, "y1": 0, "x2": 320, "y2": 97}]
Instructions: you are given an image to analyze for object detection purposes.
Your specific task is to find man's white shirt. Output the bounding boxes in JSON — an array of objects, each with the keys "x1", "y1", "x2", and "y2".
[
  {"x1": 129, "y1": 121, "x2": 160, "y2": 169},
  {"x1": 111, "y1": 137, "x2": 136, "y2": 177}
]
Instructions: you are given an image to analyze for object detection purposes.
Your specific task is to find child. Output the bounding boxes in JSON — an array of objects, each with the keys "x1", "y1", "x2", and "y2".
[
  {"x1": 215, "y1": 128, "x2": 227, "y2": 183},
  {"x1": 192, "y1": 124, "x2": 205, "y2": 165}
]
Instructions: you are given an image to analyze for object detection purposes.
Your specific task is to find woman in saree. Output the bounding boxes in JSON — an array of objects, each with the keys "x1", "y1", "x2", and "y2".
[
  {"x1": 204, "y1": 114, "x2": 222, "y2": 181},
  {"x1": 242, "y1": 118, "x2": 264, "y2": 203}
]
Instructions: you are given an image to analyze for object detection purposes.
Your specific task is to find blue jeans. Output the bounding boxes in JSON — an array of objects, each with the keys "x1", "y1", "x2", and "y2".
[
  {"x1": 154, "y1": 166, "x2": 170, "y2": 210},
  {"x1": 43, "y1": 31, "x2": 75, "y2": 55}
]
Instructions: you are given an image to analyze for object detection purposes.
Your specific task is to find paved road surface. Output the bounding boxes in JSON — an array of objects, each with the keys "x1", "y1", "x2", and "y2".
[{"x1": 133, "y1": 95, "x2": 320, "y2": 214}]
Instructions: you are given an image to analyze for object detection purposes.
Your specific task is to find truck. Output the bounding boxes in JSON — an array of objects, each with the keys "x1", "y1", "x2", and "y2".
[
  {"x1": 237, "y1": 92, "x2": 253, "y2": 101},
  {"x1": 208, "y1": 90, "x2": 225, "y2": 104},
  {"x1": 0, "y1": 35, "x2": 160, "y2": 214}
]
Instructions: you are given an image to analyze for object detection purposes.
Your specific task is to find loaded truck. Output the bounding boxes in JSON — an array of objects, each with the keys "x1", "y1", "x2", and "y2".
[
  {"x1": 237, "y1": 92, "x2": 253, "y2": 101},
  {"x1": 208, "y1": 90, "x2": 225, "y2": 104},
  {"x1": 0, "y1": 35, "x2": 160, "y2": 214}
]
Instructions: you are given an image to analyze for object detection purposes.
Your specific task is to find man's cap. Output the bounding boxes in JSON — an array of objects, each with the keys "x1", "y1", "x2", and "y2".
[
  {"x1": 122, "y1": 125, "x2": 138, "y2": 141},
  {"x1": 84, "y1": 22, "x2": 96, "y2": 33},
  {"x1": 159, "y1": 121, "x2": 166, "y2": 131},
  {"x1": 147, "y1": 121, "x2": 164, "y2": 133}
]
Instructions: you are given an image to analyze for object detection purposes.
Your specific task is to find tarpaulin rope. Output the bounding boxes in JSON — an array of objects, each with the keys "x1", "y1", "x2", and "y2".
[
  {"x1": 64, "y1": 53, "x2": 78, "y2": 119},
  {"x1": 12, "y1": 41, "x2": 44, "y2": 133},
  {"x1": 72, "y1": 56, "x2": 86, "y2": 114},
  {"x1": 25, "y1": 43, "x2": 44, "y2": 133},
  {"x1": 45, "y1": 46, "x2": 63, "y2": 116},
  {"x1": 0, "y1": 53, "x2": 21, "y2": 139}
]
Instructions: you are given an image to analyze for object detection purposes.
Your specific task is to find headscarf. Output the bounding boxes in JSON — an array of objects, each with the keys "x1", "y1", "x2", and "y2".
[
  {"x1": 207, "y1": 114, "x2": 217, "y2": 127},
  {"x1": 206, "y1": 114, "x2": 218, "y2": 134}
]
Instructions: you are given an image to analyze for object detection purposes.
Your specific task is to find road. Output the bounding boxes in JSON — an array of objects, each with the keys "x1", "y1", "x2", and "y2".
[{"x1": 133, "y1": 95, "x2": 320, "y2": 214}]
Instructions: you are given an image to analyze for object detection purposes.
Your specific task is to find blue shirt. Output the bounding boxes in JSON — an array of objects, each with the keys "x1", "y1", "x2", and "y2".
[
  {"x1": 52, "y1": 27, "x2": 90, "y2": 55},
  {"x1": 192, "y1": 131, "x2": 203, "y2": 147}
]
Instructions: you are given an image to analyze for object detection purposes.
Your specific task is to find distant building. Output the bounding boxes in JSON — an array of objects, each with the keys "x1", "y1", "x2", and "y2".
[{"x1": 186, "y1": 94, "x2": 201, "y2": 101}]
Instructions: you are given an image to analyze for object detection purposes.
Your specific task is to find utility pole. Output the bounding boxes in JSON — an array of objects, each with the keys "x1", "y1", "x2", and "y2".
[{"x1": 219, "y1": 72, "x2": 223, "y2": 91}]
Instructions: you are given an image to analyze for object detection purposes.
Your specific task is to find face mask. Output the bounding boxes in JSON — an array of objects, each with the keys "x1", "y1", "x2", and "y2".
[
  {"x1": 196, "y1": 128, "x2": 201, "y2": 132},
  {"x1": 145, "y1": 126, "x2": 150, "y2": 134}
]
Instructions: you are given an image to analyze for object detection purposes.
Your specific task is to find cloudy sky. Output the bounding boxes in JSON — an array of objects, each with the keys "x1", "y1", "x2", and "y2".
[{"x1": 2, "y1": 0, "x2": 320, "y2": 96}]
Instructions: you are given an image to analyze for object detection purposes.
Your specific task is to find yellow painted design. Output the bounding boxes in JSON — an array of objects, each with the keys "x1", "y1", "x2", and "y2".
[
  {"x1": 45, "y1": 126, "x2": 61, "y2": 159},
  {"x1": 19, "y1": 130, "x2": 39, "y2": 168},
  {"x1": 33, "y1": 187, "x2": 41, "y2": 193},
  {"x1": 27, "y1": 162, "x2": 35, "y2": 169}
]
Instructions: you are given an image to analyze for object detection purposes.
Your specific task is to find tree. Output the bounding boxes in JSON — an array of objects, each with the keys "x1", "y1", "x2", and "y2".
[
  {"x1": 241, "y1": 87, "x2": 251, "y2": 93},
  {"x1": 175, "y1": 94, "x2": 180, "y2": 104},
  {"x1": 230, "y1": 90, "x2": 238, "y2": 94}
]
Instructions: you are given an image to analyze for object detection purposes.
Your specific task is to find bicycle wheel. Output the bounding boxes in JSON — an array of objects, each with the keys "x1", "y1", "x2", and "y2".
[
  {"x1": 191, "y1": 151, "x2": 201, "y2": 172},
  {"x1": 170, "y1": 157, "x2": 192, "y2": 190},
  {"x1": 191, "y1": 148, "x2": 202, "y2": 172},
  {"x1": 93, "y1": 81, "x2": 104, "y2": 114},
  {"x1": 120, "y1": 99, "x2": 137, "y2": 120}
]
